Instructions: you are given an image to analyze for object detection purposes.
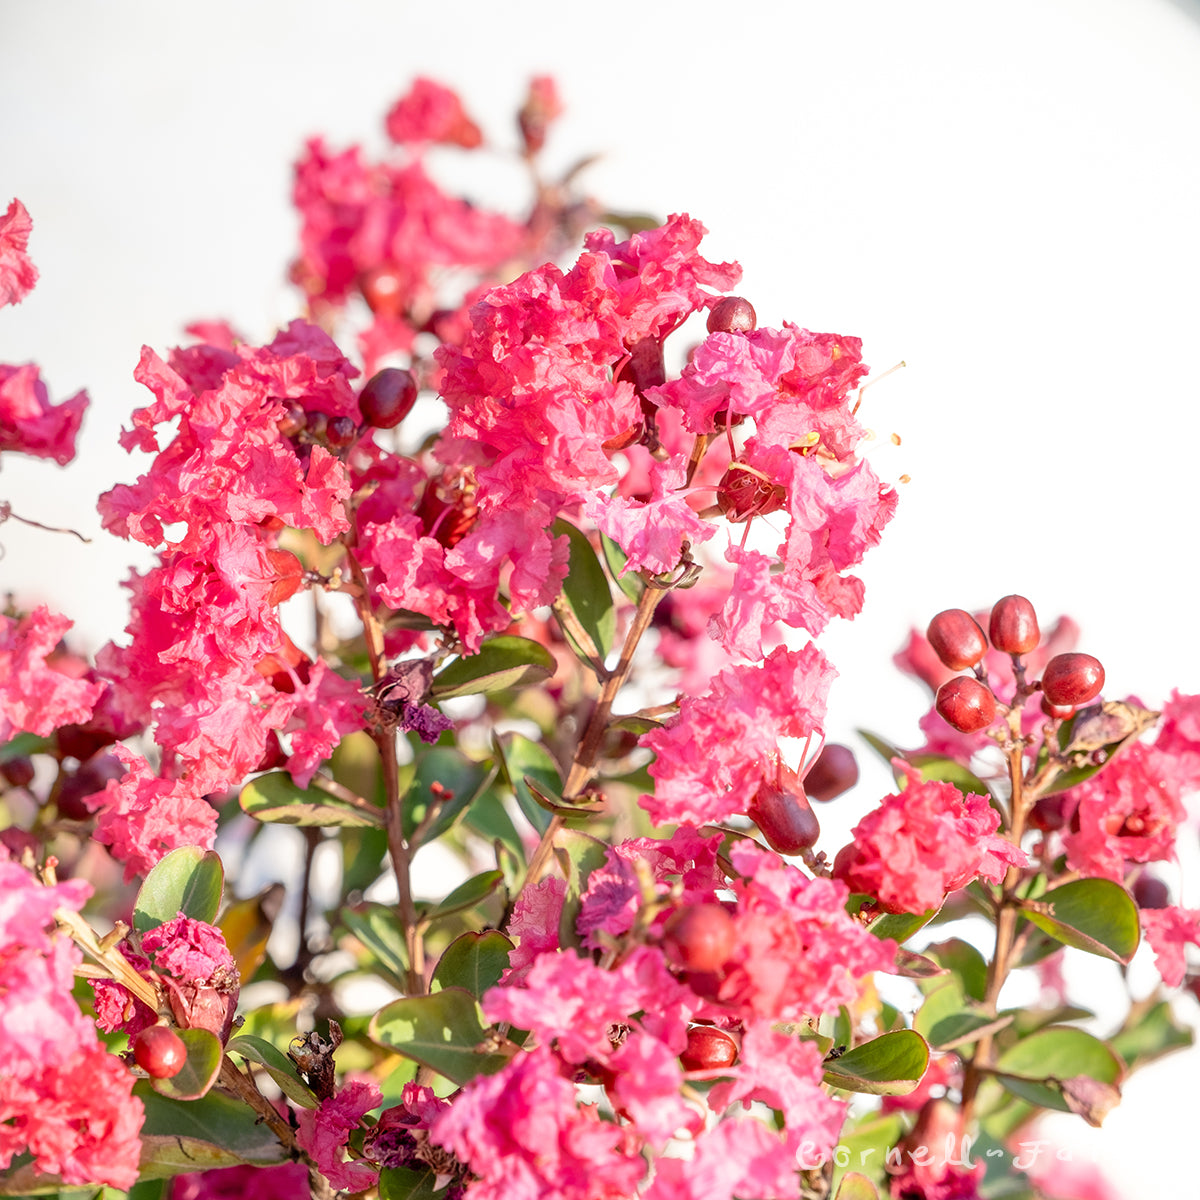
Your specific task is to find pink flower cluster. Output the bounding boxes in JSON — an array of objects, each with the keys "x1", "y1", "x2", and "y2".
[
  {"x1": 0, "y1": 857, "x2": 142, "y2": 1189},
  {"x1": 0, "y1": 201, "x2": 88, "y2": 464},
  {"x1": 833, "y1": 769, "x2": 1028, "y2": 914},
  {"x1": 89, "y1": 321, "x2": 366, "y2": 877}
]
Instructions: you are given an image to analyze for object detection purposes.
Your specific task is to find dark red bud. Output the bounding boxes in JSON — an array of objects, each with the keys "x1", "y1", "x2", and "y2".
[
  {"x1": 303, "y1": 410, "x2": 328, "y2": 443},
  {"x1": 679, "y1": 1024, "x2": 739, "y2": 1071},
  {"x1": 926, "y1": 609, "x2": 989, "y2": 671},
  {"x1": 706, "y1": 296, "x2": 757, "y2": 335},
  {"x1": 748, "y1": 776, "x2": 820, "y2": 854},
  {"x1": 276, "y1": 402, "x2": 306, "y2": 438},
  {"x1": 0, "y1": 756, "x2": 35, "y2": 789},
  {"x1": 935, "y1": 676, "x2": 997, "y2": 734},
  {"x1": 1040, "y1": 654, "x2": 1105, "y2": 707},
  {"x1": 133, "y1": 1025, "x2": 187, "y2": 1079},
  {"x1": 662, "y1": 903, "x2": 736, "y2": 973},
  {"x1": 1132, "y1": 874, "x2": 1170, "y2": 911},
  {"x1": 359, "y1": 368, "x2": 418, "y2": 430},
  {"x1": 989, "y1": 594, "x2": 1040, "y2": 655},
  {"x1": 325, "y1": 415, "x2": 358, "y2": 450},
  {"x1": 804, "y1": 743, "x2": 859, "y2": 802}
]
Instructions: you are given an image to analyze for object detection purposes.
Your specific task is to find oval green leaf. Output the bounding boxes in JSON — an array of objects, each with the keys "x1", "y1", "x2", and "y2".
[
  {"x1": 822, "y1": 1029, "x2": 930, "y2": 1095},
  {"x1": 340, "y1": 903, "x2": 409, "y2": 989},
  {"x1": 994, "y1": 1025, "x2": 1124, "y2": 1113},
  {"x1": 430, "y1": 930, "x2": 514, "y2": 998},
  {"x1": 555, "y1": 518, "x2": 616, "y2": 662},
  {"x1": 430, "y1": 636, "x2": 556, "y2": 699},
  {"x1": 370, "y1": 987, "x2": 511, "y2": 1084},
  {"x1": 553, "y1": 828, "x2": 611, "y2": 949},
  {"x1": 150, "y1": 1027, "x2": 223, "y2": 1101},
  {"x1": 601, "y1": 530, "x2": 643, "y2": 602},
  {"x1": 380, "y1": 1166, "x2": 445, "y2": 1200},
  {"x1": 240, "y1": 771, "x2": 383, "y2": 828},
  {"x1": 906, "y1": 753, "x2": 994, "y2": 798},
  {"x1": 868, "y1": 907, "x2": 938, "y2": 945},
  {"x1": 227, "y1": 1033, "x2": 319, "y2": 1109},
  {"x1": 402, "y1": 747, "x2": 492, "y2": 844},
  {"x1": 135, "y1": 1079, "x2": 288, "y2": 1176},
  {"x1": 835, "y1": 1173, "x2": 881, "y2": 1200},
  {"x1": 427, "y1": 870, "x2": 505, "y2": 923},
  {"x1": 494, "y1": 733, "x2": 561, "y2": 835},
  {"x1": 1021, "y1": 878, "x2": 1140, "y2": 963},
  {"x1": 134, "y1": 846, "x2": 224, "y2": 932}
]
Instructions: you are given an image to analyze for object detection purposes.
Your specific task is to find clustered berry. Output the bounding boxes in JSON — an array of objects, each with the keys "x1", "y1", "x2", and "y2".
[
  {"x1": 928, "y1": 595, "x2": 1105, "y2": 734},
  {"x1": 132, "y1": 1025, "x2": 186, "y2": 1079}
]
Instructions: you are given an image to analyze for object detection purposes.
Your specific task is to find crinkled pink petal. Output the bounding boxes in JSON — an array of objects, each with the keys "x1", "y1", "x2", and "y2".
[
  {"x1": 0, "y1": 364, "x2": 87, "y2": 464},
  {"x1": 1140, "y1": 906, "x2": 1200, "y2": 988},
  {"x1": 295, "y1": 1079, "x2": 382, "y2": 1193},
  {"x1": 0, "y1": 198, "x2": 38, "y2": 306}
]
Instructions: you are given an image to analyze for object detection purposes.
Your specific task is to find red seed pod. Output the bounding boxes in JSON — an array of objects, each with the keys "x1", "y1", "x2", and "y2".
[
  {"x1": 1027, "y1": 793, "x2": 1072, "y2": 833},
  {"x1": 1132, "y1": 874, "x2": 1170, "y2": 911},
  {"x1": 706, "y1": 296, "x2": 757, "y2": 335},
  {"x1": 0, "y1": 756, "x2": 35, "y2": 788},
  {"x1": 748, "y1": 776, "x2": 820, "y2": 854},
  {"x1": 359, "y1": 368, "x2": 418, "y2": 430},
  {"x1": 935, "y1": 676, "x2": 997, "y2": 734},
  {"x1": 325, "y1": 415, "x2": 358, "y2": 450},
  {"x1": 276, "y1": 402, "x2": 306, "y2": 438},
  {"x1": 133, "y1": 1025, "x2": 187, "y2": 1079},
  {"x1": 662, "y1": 903, "x2": 737, "y2": 973},
  {"x1": 679, "y1": 1024, "x2": 739, "y2": 1071},
  {"x1": 926, "y1": 609, "x2": 989, "y2": 671},
  {"x1": 1041, "y1": 653, "x2": 1105, "y2": 707},
  {"x1": 989, "y1": 594, "x2": 1040, "y2": 655},
  {"x1": 803, "y1": 743, "x2": 859, "y2": 803}
]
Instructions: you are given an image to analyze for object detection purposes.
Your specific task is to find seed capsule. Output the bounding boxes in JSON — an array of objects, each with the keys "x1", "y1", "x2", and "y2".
[
  {"x1": 989, "y1": 594, "x2": 1040, "y2": 655},
  {"x1": 359, "y1": 368, "x2": 418, "y2": 430},
  {"x1": 662, "y1": 903, "x2": 736, "y2": 973},
  {"x1": 1041, "y1": 653, "x2": 1105, "y2": 707},
  {"x1": 133, "y1": 1025, "x2": 187, "y2": 1079},
  {"x1": 706, "y1": 296, "x2": 757, "y2": 335},
  {"x1": 935, "y1": 676, "x2": 997, "y2": 734},
  {"x1": 926, "y1": 610, "x2": 988, "y2": 671},
  {"x1": 748, "y1": 776, "x2": 820, "y2": 854}
]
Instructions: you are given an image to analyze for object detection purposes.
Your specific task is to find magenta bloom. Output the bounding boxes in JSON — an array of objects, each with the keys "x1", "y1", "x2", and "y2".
[
  {"x1": 0, "y1": 608, "x2": 103, "y2": 742},
  {"x1": 0, "y1": 363, "x2": 88, "y2": 464},
  {"x1": 834, "y1": 772, "x2": 1027, "y2": 914},
  {"x1": 295, "y1": 1078, "x2": 382, "y2": 1193},
  {"x1": 385, "y1": 77, "x2": 482, "y2": 148},
  {"x1": 429, "y1": 1047, "x2": 647, "y2": 1200},
  {"x1": 640, "y1": 642, "x2": 835, "y2": 827},
  {"x1": 1140, "y1": 906, "x2": 1200, "y2": 988},
  {"x1": 0, "y1": 198, "x2": 37, "y2": 306}
]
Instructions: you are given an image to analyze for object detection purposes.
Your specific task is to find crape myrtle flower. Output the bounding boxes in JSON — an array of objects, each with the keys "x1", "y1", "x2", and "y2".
[
  {"x1": 428, "y1": 1046, "x2": 647, "y2": 1200},
  {"x1": 1140, "y1": 906, "x2": 1200, "y2": 988},
  {"x1": 639, "y1": 642, "x2": 835, "y2": 827},
  {"x1": 0, "y1": 856, "x2": 142, "y2": 1190},
  {"x1": 0, "y1": 607, "x2": 103, "y2": 742},
  {"x1": 0, "y1": 197, "x2": 37, "y2": 306},
  {"x1": 832, "y1": 767, "x2": 1027, "y2": 914},
  {"x1": 295, "y1": 1078, "x2": 382, "y2": 1193},
  {"x1": 0, "y1": 363, "x2": 88, "y2": 464},
  {"x1": 385, "y1": 76, "x2": 483, "y2": 148}
]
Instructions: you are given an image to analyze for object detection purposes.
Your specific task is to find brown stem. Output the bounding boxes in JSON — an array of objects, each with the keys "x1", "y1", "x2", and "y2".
[
  {"x1": 344, "y1": 547, "x2": 425, "y2": 993},
  {"x1": 219, "y1": 1056, "x2": 299, "y2": 1150},
  {"x1": 518, "y1": 583, "x2": 666, "y2": 898},
  {"x1": 960, "y1": 706, "x2": 1028, "y2": 1126}
]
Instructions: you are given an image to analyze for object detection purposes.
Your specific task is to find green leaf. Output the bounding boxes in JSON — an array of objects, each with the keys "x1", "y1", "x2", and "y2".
[
  {"x1": 822, "y1": 1029, "x2": 929, "y2": 1095},
  {"x1": 370, "y1": 987, "x2": 511, "y2": 1084},
  {"x1": 600, "y1": 531, "x2": 643, "y2": 602},
  {"x1": 135, "y1": 1080, "x2": 288, "y2": 1176},
  {"x1": 341, "y1": 826, "x2": 390, "y2": 897},
  {"x1": 431, "y1": 930, "x2": 514, "y2": 998},
  {"x1": 239, "y1": 771, "x2": 383, "y2": 828},
  {"x1": 0, "y1": 731, "x2": 50, "y2": 761},
  {"x1": 924, "y1": 938, "x2": 989, "y2": 1001},
  {"x1": 340, "y1": 903, "x2": 409, "y2": 988},
  {"x1": 1020, "y1": 878, "x2": 1140, "y2": 963},
  {"x1": 829, "y1": 1111, "x2": 903, "y2": 1195},
  {"x1": 856, "y1": 729, "x2": 902, "y2": 766},
  {"x1": 379, "y1": 1166, "x2": 445, "y2": 1200},
  {"x1": 133, "y1": 846, "x2": 224, "y2": 932},
  {"x1": 427, "y1": 870, "x2": 505, "y2": 923},
  {"x1": 553, "y1": 828, "x2": 611, "y2": 949},
  {"x1": 906, "y1": 753, "x2": 994, "y2": 798},
  {"x1": 834, "y1": 1174, "x2": 881, "y2": 1200},
  {"x1": 994, "y1": 1026, "x2": 1124, "y2": 1113},
  {"x1": 227, "y1": 1034, "x2": 319, "y2": 1109},
  {"x1": 1110, "y1": 999, "x2": 1194, "y2": 1070},
  {"x1": 150, "y1": 1027, "x2": 223, "y2": 1100},
  {"x1": 430, "y1": 636, "x2": 555, "y2": 699},
  {"x1": 402, "y1": 747, "x2": 492, "y2": 844},
  {"x1": 494, "y1": 733, "x2": 561, "y2": 836},
  {"x1": 914, "y1": 980, "x2": 1013, "y2": 1051},
  {"x1": 868, "y1": 907, "x2": 938, "y2": 945},
  {"x1": 555, "y1": 518, "x2": 616, "y2": 662},
  {"x1": 464, "y1": 787, "x2": 526, "y2": 865}
]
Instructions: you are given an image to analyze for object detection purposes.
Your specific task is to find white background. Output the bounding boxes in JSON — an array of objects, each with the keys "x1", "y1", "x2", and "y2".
[{"x1": 3, "y1": 1, "x2": 1199, "y2": 1193}]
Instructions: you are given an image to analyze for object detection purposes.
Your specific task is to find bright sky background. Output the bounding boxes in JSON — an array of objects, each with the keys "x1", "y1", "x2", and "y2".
[{"x1": 3, "y1": 1, "x2": 1200, "y2": 1193}]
